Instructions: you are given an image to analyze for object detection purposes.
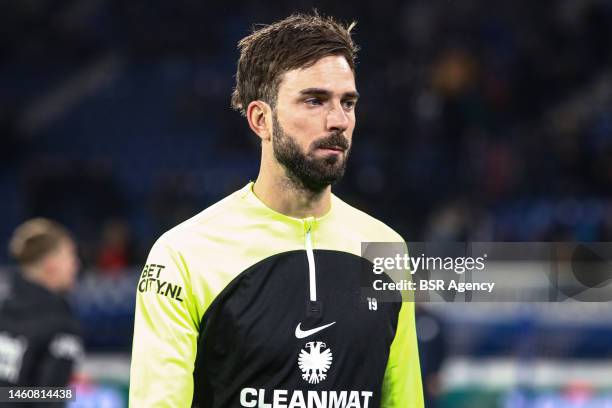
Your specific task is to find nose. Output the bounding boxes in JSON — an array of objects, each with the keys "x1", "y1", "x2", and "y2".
[{"x1": 326, "y1": 102, "x2": 350, "y2": 132}]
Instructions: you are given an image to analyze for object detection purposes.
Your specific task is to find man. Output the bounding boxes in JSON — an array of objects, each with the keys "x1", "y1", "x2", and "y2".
[
  {"x1": 130, "y1": 13, "x2": 423, "y2": 407},
  {"x1": 0, "y1": 218, "x2": 83, "y2": 388}
]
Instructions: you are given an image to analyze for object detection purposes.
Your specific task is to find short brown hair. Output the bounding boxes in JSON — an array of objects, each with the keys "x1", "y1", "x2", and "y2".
[
  {"x1": 9, "y1": 218, "x2": 72, "y2": 266},
  {"x1": 231, "y1": 12, "x2": 359, "y2": 116}
]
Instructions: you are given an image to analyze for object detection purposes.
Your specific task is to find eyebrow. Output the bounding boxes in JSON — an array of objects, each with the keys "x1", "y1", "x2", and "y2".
[{"x1": 299, "y1": 88, "x2": 360, "y2": 99}]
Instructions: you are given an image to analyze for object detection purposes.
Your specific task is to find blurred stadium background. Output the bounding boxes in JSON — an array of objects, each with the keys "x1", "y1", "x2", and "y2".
[{"x1": 2, "y1": 0, "x2": 612, "y2": 406}]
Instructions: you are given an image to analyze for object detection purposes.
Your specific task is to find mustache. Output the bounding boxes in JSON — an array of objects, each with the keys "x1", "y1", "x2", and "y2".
[{"x1": 313, "y1": 132, "x2": 350, "y2": 151}]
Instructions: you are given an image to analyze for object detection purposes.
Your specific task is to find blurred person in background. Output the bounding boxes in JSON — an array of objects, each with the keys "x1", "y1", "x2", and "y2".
[
  {"x1": 415, "y1": 304, "x2": 448, "y2": 408},
  {"x1": 95, "y1": 218, "x2": 135, "y2": 276},
  {"x1": 0, "y1": 218, "x2": 83, "y2": 389},
  {"x1": 130, "y1": 12, "x2": 422, "y2": 408}
]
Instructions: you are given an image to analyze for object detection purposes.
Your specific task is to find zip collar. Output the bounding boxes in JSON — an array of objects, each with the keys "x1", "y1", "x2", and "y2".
[
  {"x1": 242, "y1": 182, "x2": 334, "y2": 225},
  {"x1": 242, "y1": 182, "x2": 327, "y2": 315}
]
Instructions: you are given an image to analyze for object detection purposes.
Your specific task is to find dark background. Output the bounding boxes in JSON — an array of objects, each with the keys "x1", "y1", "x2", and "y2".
[
  {"x1": 2, "y1": 0, "x2": 612, "y2": 268},
  {"x1": 1, "y1": 1, "x2": 612, "y2": 406}
]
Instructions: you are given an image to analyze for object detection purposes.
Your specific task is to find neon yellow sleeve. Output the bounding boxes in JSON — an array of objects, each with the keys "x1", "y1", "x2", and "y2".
[
  {"x1": 129, "y1": 237, "x2": 199, "y2": 407},
  {"x1": 381, "y1": 300, "x2": 424, "y2": 408}
]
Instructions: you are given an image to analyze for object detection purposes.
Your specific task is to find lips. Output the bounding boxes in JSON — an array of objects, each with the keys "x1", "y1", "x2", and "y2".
[{"x1": 318, "y1": 145, "x2": 345, "y2": 152}]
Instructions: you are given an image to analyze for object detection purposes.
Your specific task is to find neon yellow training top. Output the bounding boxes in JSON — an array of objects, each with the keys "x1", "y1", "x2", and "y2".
[{"x1": 130, "y1": 182, "x2": 423, "y2": 407}]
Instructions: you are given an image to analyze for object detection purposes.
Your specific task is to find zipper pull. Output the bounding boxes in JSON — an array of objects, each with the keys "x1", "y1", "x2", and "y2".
[{"x1": 303, "y1": 216, "x2": 315, "y2": 235}]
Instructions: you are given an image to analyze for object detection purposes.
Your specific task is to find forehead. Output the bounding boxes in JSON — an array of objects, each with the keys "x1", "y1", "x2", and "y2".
[{"x1": 278, "y1": 55, "x2": 356, "y2": 96}]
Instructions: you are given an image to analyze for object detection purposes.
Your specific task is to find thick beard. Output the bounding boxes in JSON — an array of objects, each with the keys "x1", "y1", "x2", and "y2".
[{"x1": 272, "y1": 111, "x2": 350, "y2": 193}]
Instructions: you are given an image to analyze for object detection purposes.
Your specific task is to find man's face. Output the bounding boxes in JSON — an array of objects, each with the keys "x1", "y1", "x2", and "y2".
[
  {"x1": 271, "y1": 55, "x2": 358, "y2": 192},
  {"x1": 46, "y1": 239, "x2": 80, "y2": 292}
]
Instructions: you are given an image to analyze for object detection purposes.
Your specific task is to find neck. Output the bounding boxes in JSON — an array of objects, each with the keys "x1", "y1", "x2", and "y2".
[
  {"x1": 253, "y1": 162, "x2": 332, "y2": 219},
  {"x1": 22, "y1": 266, "x2": 58, "y2": 293}
]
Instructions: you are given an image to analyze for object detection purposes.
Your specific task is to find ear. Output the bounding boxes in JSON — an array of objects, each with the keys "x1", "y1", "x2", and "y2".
[{"x1": 246, "y1": 100, "x2": 272, "y2": 142}]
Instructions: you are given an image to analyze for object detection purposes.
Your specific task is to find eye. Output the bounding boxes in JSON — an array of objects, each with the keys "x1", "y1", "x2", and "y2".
[
  {"x1": 305, "y1": 98, "x2": 323, "y2": 106},
  {"x1": 342, "y1": 100, "x2": 357, "y2": 110}
]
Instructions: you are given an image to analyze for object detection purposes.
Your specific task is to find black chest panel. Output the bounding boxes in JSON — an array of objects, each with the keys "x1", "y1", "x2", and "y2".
[{"x1": 193, "y1": 250, "x2": 401, "y2": 408}]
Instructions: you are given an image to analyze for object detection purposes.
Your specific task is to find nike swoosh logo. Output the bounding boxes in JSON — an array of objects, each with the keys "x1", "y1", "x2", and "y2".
[{"x1": 295, "y1": 322, "x2": 336, "y2": 339}]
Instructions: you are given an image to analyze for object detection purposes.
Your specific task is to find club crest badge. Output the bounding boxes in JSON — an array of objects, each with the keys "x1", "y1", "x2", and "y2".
[{"x1": 298, "y1": 341, "x2": 333, "y2": 384}]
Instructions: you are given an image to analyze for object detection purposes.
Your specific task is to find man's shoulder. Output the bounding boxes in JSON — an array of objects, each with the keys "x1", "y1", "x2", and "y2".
[
  {"x1": 331, "y1": 194, "x2": 404, "y2": 242},
  {"x1": 154, "y1": 184, "x2": 251, "y2": 248}
]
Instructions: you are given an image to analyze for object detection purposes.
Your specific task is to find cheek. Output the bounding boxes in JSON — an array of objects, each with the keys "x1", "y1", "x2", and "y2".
[
  {"x1": 285, "y1": 120, "x2": 322, "y2": 150},
  {"x1": 278, "y1": 105, "x2": 325, "y2": 136},
  {"x1": 347, "y1": 116, "x2": 356, "y2": 133},
  {"x1": 344, "y1": 118, "x2": 356, "y2": 143},
  {"x1": 289, "y1": 112, "x2": 321, "y2": 131}
]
